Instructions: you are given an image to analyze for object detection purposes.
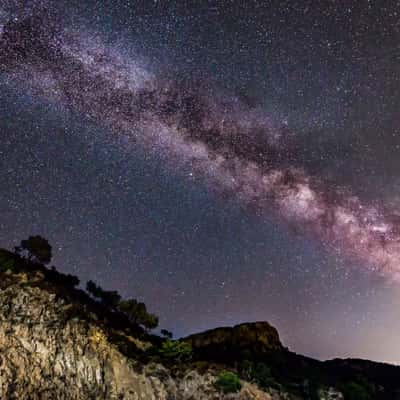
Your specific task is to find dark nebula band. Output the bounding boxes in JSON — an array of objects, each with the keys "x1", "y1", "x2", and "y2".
[{"x1": 1, "y1": 5, "x2": 399, "y2": 280}]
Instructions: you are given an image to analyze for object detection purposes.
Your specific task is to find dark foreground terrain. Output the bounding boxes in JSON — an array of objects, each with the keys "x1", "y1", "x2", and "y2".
[{"x1": 0, "y1": 248, "x2": 399, "y2": 400}]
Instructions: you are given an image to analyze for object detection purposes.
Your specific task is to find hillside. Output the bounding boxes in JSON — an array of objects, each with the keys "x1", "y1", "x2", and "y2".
[{"x1": 0, "y1": 248, "x2": 399, "y2": 399}]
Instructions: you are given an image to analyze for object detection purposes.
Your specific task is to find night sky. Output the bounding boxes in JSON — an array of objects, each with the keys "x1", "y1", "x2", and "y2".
[{"x1": 1, "y1": 0, "x2": 400, "y2": 363}]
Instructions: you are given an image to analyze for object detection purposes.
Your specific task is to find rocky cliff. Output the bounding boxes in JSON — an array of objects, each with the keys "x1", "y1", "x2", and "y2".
[
  {"x1": 0, "y1": 270, "x2": 300, "y2": 400},
  {"x1": 184, "y1": 321, "x2": 285, "y2": 361},
  {"x1": 0, "y1": 253, "x2": 398, "y2": 400}
]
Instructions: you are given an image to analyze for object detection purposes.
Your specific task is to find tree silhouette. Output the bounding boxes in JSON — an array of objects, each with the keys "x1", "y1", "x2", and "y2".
[
  {"x1": 16, "y1": 235, "x2": 52, "y2": 264},
  {"x1": 159, "y1": 340, "x2": 193, "y2": 362},
  {"x1": 86, "y1": 280, "x2": 121, "y2": 309},
  {"x1": 86, "y1": 281, "x2": 159, "y2": 330},
  {"x1": 119, "y1": 298, "x2": 159, "y2": 330},
  {"x1": 86, "y1": 280, "x2": 102, "y2": 298},
  {"x1": 142, "y1": 312, "x2": 159, "y2": 330},
  {"x1": 47, "y1": 266, "x2": 80, "y2": 288},
  {"x1": 161, "y1": 329, "x2": 173, "y2": 339}
]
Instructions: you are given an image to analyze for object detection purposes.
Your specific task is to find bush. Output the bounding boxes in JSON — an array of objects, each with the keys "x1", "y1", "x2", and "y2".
[
  {"x1": 239, "y1": 361, "x2": 279, "y2": 390},
  {"x1": 339, "y1": 381, "x2": 373, "y2": 400},
  {"x1": 194, "y1": 361, "x2": 209, "y2": 374},
  {"x1": 159, "y1": 340, "x2": 193, "y2": 362},
  {"x1": 252, "y1": 362, "x2": 274, "y2": 388},
  {"x1": 239, "y1": 359, "x2": 253, "y2": 380},
  {"x1": 0, "y1": 253, "x2": 16, "y2": 272},
  {"x1": 215, "y1": 371, "x2": 242, "y2": 394},
  {"x1": 302, "y1": 379, "x2": 320, "y2": 400}
]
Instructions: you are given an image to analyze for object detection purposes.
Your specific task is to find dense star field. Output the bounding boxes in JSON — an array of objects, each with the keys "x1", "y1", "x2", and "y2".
[{"x1": 0, "y1": 0, "x2": 399, "y2": 363}]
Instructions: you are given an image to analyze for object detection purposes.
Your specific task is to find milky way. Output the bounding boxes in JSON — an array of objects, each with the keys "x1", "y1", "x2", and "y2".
[{"x1": 1, "y1": 5, "x2": 400, "y2": 281}]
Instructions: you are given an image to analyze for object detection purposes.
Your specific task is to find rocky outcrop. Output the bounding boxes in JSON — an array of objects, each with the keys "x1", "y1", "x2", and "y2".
[
  {"x1": 3, "y1": 260, "x2": 393, "y2": 400},
  {"x1": 0, "y1": 275, "x2": 290, "y2": 400},
  {"x1": 183, "y1": 322, "x2": 285, "y2": 361}
]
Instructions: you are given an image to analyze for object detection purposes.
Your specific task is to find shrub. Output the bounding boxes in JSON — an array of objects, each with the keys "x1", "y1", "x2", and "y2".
[
  {"x1": 194, "y1": 361, "x2": 209, "y2": 374},
  {"x1": 215, "y1": 371, "x2": 242, "y2": 394},
  {"x1": 239, "y1": 359, "x2": 253, "y2": 380},
  {"x1": 0, "y1": 253, "x2": 15, "y2": 272},
  {"x1": 159, "y1": 340, "x2": 193, "y2": 362},
  {"x1": 239, "y1": 361, "x2": 279, "y2": 390},
  {"x1": 339, "y1": 381, "x2": 373, "y2": 400},
  {"x1": 252, "y1": 362, "x2": 274, "y2": 388},
  {"x1": 302, "y1": 379, "x2": 320, "y2": 400}
]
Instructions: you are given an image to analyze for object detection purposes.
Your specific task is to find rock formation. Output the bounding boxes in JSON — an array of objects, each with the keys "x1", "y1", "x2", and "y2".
[
  {"x1": 0, "y1": 253, "x2": 398, "y2": 399},
  {"x1": 0, "y1": 271, "x2": 292, "y2": 399},
  {"x1": 184, "y1": 321, "x2": 285, "y2": 359}
]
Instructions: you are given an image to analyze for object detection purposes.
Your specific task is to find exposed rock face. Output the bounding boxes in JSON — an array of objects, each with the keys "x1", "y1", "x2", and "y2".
[
  {"x1": 0, "y1": 257, "x2": 396, "y2": 399},
  {"x1": 184, "y1": 322, "x2": 284, "y2": 360},
  {"x1": 0, "y1": 278, "x2": 287, "y2": 400}
]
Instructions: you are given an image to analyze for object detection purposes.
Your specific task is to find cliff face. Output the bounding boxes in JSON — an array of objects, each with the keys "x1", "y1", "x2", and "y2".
[
  {"x1": 0, "y1": 273, "x2": 289, "y2": 400},
  {"x1": 184, "y1": 321, "x2": 284, "y2": 358},
  {"x1": 1, "y1": 266, "x2": 394, "y2": 400}
]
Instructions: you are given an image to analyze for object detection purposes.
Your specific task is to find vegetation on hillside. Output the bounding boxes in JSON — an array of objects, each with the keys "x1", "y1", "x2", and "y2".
[
  {"x1": 0, "y1": 236, "x2": 396, "y2": 399},
  {"x1": 215, "y1": 371, "x2": 242, "y2": 394},
  {"x1": 159, "y1": 340, "x2": 193, "y2": 362},
  {"x1": 15, "y1": 235, "x2": 52, "y2": 264}
]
